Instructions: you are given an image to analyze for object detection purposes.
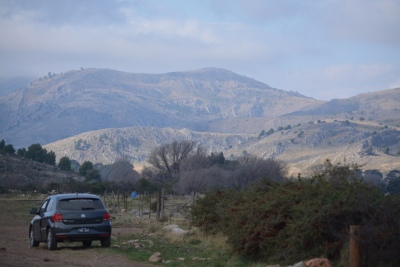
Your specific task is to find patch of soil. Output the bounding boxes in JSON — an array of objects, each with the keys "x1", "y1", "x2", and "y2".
[{"x1": 0, "y1": 226, "x2": 151, "y2": 267}]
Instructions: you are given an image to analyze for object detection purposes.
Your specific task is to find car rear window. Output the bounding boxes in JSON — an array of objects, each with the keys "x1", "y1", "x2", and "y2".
[{"x1": 58, "y1": 198, "x2": 105, "y2": 210}]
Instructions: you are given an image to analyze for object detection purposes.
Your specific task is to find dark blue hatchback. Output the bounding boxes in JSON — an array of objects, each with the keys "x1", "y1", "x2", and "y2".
[{"x1": 29, "y1": 193, "x2": 112, "y2": 250}]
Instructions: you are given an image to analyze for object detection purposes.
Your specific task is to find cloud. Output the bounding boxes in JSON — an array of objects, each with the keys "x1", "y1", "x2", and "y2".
[
  {"x1": 118, "y1": 8, "x2": 220, "y2": 45},
  {"x1": 210, "y1": 0, "x2": 400, "y2": 46},
  {"x1": 0, "y1": 1, "x2": 295, "y2": 76},
  {"x1": 210, "y1": 0, "x2": 309, "y2": 22},
  {"x1": 0, "y1": 0, "x2": 398, "y2": 100},
  {"x1": 263, "y1": 63, "x2": 400, "y2": 100},
  {"x1": 0, "y1": 0, "x2": 128, "y2": 26},
  {"x1": 323, "y1": 63, "x2": 394, "y2": 83},
  {"x1": 318, "y1": 0, "x2": 400, "y2": 45}
]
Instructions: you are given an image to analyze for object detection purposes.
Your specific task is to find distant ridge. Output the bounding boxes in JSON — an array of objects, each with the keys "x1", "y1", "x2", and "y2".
[
  {"x1": 0, "y1": 67, "x2": 321, "y2": 148},
  {"x1": 2, "y1": 67, "x2": 399, "y2": 174},
  {"x1": 287, "y1": 88, "x2": 400, "y2": 125}
]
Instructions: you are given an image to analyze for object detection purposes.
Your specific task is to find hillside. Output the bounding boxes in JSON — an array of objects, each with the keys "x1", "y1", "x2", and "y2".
[
  {"x1": 0, "y1": 154, "x2": 83, "y2": 191},
  {"x1": 0, "y1": 68, "x2": 321, "y2": 148},
  {"x1": 1, "y1": 67, "x2": 399, "y2": 175},
  {"x1": 43, "y1": 121, "x2": 400, "y2": 176},
  {"x1": 288, "y1": 88, "x2": 400, "y2": 126}
]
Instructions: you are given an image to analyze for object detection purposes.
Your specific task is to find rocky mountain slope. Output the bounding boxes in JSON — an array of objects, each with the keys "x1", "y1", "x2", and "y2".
[
  {"x1": 43, "y1": 120, "x2": 400, "y2": 176},
  {"x1": 1, "y1": 68, "x2": 399, "y2": 175},
  {"x1": 288, "y1": 88, "x2": 400, "y2": 126},
  {"x1": 0, "y1": 68, "x2": 321, "y2": 148}
]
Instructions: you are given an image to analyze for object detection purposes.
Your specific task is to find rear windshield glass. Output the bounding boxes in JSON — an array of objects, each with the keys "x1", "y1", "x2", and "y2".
[{"x1": 58, "y1": 198, "x2": 105, "y2": 210}]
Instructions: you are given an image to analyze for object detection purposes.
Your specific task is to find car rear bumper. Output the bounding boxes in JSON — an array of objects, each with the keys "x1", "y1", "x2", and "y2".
[{"x1": 52, "y1": 223, "x2": 111, "y2": 241}]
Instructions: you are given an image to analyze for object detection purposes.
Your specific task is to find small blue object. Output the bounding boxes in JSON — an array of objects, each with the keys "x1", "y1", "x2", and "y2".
[{"x1": 131, "y1": 191, "x2": 137, "y2": 198}]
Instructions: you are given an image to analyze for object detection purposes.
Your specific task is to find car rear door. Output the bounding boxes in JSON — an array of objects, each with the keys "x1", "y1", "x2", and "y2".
[
  {"x1": 39, "y1": 198, "x2": 54, "y2": 239},
  {"x1": 32, "y1": 199, "x2": 48, "y2": 241}
]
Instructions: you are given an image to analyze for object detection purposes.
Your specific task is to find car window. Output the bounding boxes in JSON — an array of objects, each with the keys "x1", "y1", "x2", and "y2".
[
  {"x1": 58, "y1": 198, "x2": 105, "y2": 210},
  {"x1": 39, "y1": 199, "x2": 49, "y2": 213},
  {"x1": 45, "y1": 198, "x2": 54, "y2": 212}
]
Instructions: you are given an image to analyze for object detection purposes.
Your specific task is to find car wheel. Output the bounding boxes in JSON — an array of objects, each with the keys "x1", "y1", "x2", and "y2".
[
  {"x1": 100, "y1": 236, "x2": 111, "y2": 247},
  {"x1": 47, "y1": 229, "x2": 57, "y2": 250},
  {"x1": 82, "y1": 240, "x2": 92, "y2": 248},
  {"x1": 29, "y1": 227, "x2": 39, "y2": 247}
]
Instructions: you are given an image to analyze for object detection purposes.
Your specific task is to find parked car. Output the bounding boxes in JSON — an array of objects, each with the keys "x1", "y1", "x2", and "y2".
[{"x1": 29, "y1": 193, "x2": 111, "y2": 250}]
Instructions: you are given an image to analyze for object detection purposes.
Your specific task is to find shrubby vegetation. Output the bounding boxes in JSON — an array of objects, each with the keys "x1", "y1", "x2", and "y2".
[
  {"x1": 18, "y1": 143, "x2": 56, "y2": 165},
  {"x1": 142, "y1": 140, "x2": 287, "y2": 194},
  {"x1": 58, "y1": 156, "x2": 72, "y2": 171},
  {"x1": 1, "y1": 140, "x2": 56, "y2": 165},
  {"x1": 0, "y1": 140, "x2": 15, "y2": 155},
  {"x1": 191, "y1": 160, "x2": 400, "y2": 266}
]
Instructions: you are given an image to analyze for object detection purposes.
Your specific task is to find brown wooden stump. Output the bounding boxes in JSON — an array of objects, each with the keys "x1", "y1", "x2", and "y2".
[{"x1": 349, "y1": 225, "x2": 361, "y2": 267}]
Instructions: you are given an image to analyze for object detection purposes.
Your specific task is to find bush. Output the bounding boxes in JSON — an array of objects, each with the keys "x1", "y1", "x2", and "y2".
[
  {"x1": 191, "y1": 161, "x2": 400, "y2": 265},
  {"x1": 58, "y1": 156, "x2": 72, "y2": 171},
  {"x1": 191, "y1": 190, "x2": 239, "y2": 235}
]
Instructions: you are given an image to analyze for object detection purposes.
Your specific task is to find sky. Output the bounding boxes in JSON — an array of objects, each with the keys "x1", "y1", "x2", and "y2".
[{"x1": 0, "y1": 0, "x2": 399, "y2": 100}]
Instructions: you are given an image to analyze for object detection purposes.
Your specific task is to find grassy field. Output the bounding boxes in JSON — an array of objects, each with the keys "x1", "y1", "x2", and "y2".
[{"x1": 0, "y1": 194, "x2": 41, "y2": 226}]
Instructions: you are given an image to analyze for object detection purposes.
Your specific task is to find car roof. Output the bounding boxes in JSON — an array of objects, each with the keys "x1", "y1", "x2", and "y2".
[{"x1": 49, "y1": 193, "x2": 101, "y2": 200}]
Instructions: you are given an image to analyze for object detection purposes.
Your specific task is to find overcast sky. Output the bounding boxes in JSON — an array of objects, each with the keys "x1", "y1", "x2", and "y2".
[{"x1": 0, "y1": 0, "x2": 399, "y2": 100}]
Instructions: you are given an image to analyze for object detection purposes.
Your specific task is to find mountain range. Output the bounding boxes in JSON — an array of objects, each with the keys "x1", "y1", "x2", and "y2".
[{"x1": 1, "y1": 68, "x2": 399, "y2": 175}]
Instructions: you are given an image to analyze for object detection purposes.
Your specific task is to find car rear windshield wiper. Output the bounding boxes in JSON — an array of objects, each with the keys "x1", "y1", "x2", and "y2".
[{"x1": 81, "y1": 207, "x2": 95, "y2": 210}]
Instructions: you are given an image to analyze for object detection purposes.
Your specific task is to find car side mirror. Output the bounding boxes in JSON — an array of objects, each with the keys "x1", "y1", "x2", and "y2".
[{"x1": 30, "y1": 208, "x2": 39, "y2": 215}]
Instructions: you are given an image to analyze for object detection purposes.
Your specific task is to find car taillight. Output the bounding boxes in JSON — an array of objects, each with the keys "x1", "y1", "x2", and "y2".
[
  {"x1": 52, "y1": 213, "x2": 63, "y2": 222},
  {"x1": 103, "y1": 212, "x2": 110, "y2": 221}
]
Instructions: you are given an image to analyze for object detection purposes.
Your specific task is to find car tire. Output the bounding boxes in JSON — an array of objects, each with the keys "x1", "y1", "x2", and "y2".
[
  {"x1": 47, "y1": 229, "x2": 57, "y2": 250},
  {"x1": 29, "y1": 227, "x2": 39, "y2": 247},
  {"x1": 100, "y1": 236, "x2": 111, "y2": 247},
  {"x1": 82, "y1": 240, "x2": 92, "y2": 248}
]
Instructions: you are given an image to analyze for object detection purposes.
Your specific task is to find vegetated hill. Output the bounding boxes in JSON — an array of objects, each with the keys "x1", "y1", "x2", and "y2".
[
  {"x1": 2, "y1": 67, "x2": 400, "y2": 175},
  {"x1": 43, "y1": 126, "x2": 254, "y2": 168},
  {"x1": 0, "y1": 68, "x2": 321, "y2": 148},
  {"x1": 0, "y1": 154, "x2": 83, "y2": 191},
  {"x1": 288, "y1": 88, "x2": 400, "y2": 126},
  {"x1": 43, "y1": 121, "x2": 400, "y2": 176},
  {"x1": 248, "y1": 119, "x2": 400, "y2": 176}
]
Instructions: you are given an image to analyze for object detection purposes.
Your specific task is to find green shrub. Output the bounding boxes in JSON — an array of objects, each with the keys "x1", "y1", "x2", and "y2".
[
  {"x1": 192, "y1": 161, "x2": 400, "y2": 266},
  {"x1": 191, "y1": 190, "x2": 240, "y2": 235}
]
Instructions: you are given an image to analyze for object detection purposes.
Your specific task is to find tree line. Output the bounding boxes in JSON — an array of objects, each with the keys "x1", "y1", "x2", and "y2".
[
  {"x1": 1, "y1": 139, "x2": 400, "y2": 195},
  {"x1": 1, "y1": 140, "x2": 56, "y2": 165}
]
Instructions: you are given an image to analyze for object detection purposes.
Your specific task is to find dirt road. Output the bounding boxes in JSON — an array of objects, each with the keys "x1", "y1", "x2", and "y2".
[
  {"x1": 0, "y1": 226, "x2": 153, "y2": 267},
  {"x1": 0, "y1": 198, "x2": 152, "y2": 267},
  {"x1": 0, "y1": 226, "x2": 152, "y2": 267}
]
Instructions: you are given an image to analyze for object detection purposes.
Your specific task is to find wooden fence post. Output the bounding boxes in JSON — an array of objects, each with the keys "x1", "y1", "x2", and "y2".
[
  {"x1": 160, "y1": 188, "x2": 165, "y2": 218},
  {"x1": 349, "y1": 225, "x2": 361, "y2": 267},
  {"x1": 149, "y1": 194, "x2": 151, "y2": 219},
  {"x1": 156, "y1": 191, "x2": 160, "y2": 220}
]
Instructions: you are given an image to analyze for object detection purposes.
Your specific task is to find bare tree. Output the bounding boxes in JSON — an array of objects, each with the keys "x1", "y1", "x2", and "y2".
[
  {"x1": 179, "y1": 169, "x2": 209, "y2": 194},
  {"x1": 229, "y1": 156, "x2": 287, "y2": 190},
  {"x1": 108, "y1": 158, "x2": 140, "y2": 211},
  {"x1": 147, "y1": 140, "x2": 203, "y2": 181},
  {"x1": 178, "y1": 154, "x2": 211, "y2": 194},
  {"x1": 109, "y1": 158, "x2": 140, "y2": 185},
  {"x1": 146, "y1": 140, "x2": 204, "y2": 219}
]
